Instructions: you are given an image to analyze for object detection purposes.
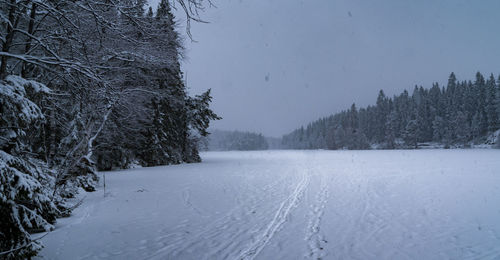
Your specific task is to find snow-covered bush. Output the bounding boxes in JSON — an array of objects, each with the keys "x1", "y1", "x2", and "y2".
[
  {"x1": 0, "y1": 76, "x2": 58, "y2": 258},
  {"x1": 0, "y1": 152, "x2": 57, "y2": 258}
]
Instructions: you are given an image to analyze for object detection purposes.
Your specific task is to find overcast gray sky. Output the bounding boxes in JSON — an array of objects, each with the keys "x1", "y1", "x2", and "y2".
[{"x1": 150, "y1": 0, "x2": 500, "y2": 137}]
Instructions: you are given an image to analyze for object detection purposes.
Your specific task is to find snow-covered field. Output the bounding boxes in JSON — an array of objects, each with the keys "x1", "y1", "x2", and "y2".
[{"x1": 38, "y1": 150, "x2": 500, "y2": 260}]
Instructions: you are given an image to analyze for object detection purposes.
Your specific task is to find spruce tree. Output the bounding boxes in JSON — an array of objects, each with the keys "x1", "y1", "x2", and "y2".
[
  {"x1": 375, "y1": 90, "x2": 388, "y2": 142},
  {"x1": 404, "y1": 119, "x2": 418, "y2": 149},
  {"x1": 486, "y1": 74, "x2": 498, "y2": 132},
  {"x1": 0, "y1": 76, "x2": 59, "y2": 258},
  {"x1": 497, "y1": 76, "x2": 500, "y2": 130},
  {"x1": 385, "y1": 111, "x2": 398, "y2": 149}
]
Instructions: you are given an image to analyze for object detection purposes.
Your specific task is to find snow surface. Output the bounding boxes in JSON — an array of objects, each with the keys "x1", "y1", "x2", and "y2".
[{"x1": 37, "y1": 150, "x2": 500, "y2": 259}]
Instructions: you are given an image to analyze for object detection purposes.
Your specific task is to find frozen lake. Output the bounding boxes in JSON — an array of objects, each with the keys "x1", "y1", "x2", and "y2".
[{"x1": 38, "y1": 150, "x2": 500, "y2": 259}]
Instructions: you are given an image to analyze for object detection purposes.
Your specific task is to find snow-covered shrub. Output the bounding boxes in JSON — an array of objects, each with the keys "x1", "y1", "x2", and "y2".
[
  {"x1": 0, "y1": 76, "x2": 58, "y2": 258},
  {"x1": 0, "y1": 152, "x2": 57, "y2": 258}
]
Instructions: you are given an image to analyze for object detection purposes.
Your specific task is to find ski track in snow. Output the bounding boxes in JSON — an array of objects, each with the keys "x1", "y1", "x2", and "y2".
[
  {"x1": 148, "y1": 169, "x2": 292, "y2": 259},
  {"x1": 235, "y1": 170, "x2": 310, "y2": 260},
  {"x1": 182, "y1": 187, "x2": 209, "y2": 217},
  {"x1": 160, "y1": 168, "x2": 310, "y2": 260}
]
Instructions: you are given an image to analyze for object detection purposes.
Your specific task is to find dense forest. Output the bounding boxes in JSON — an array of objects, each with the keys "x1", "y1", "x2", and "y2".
[
  {"x1": 0, "y1": 0, "x2": 217, "y2": 258},
  {"x1": 203, "y1": 130, "x2": 269, "y2": 151},
  {"x1": 283, "y1": 72, "x2": 500, "y2": 150}
]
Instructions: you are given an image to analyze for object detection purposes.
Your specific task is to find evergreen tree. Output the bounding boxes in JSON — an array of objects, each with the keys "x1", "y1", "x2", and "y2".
[
  {"x1": 0, "y1": 76, "x2": 59, "y2": 258},
  {"x1": 474, "y1": 72, "x2": 488, "y2": 134},
  {"x1": 497, "y1": 76, "x2": 500, "y2": 129},
  {"x1": 432, "y1": 116, "x2": 446, "y2": 142},
  {"x1": 453, "y1": 111, "x2": 469, "y2": 146},
  {"x1": 385, "y1": 111, "x2": 398, "y2": 149},
  {"x1": 471, "y1": 112, "x2": 481, "y2": 140},
  {"x1": 403, "y1": 119, "x2": 418, "y2": 149},
  {"x1": 374, "y1": 90, "x2": 388, "y2": 142},
  {"x1": 486, "y1": 74, "x2": 498, "y2": 131}
]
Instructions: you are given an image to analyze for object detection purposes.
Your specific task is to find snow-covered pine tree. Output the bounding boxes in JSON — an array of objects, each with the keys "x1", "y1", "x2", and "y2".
[
  {"x1": 0, "y1": 76, "x2": 59, "y2": 258},
  {"x1": 186, "y1": 89, "x2": 222, "y2": 157},
  {"x1": 486, "y1": 74, "x2": 498, "y2": 132},
  {"x1": 474, "y1": 72, "x2": 489, "y2": 135},
  {"x1": 142, "y1": 0, "x2": 192, "y2": 165},
  {"x1": 88, "y1": 0, "x2": 219, "y2": 168},
  {"x1": 453, "y1": 111, "x2": 469, "y2": 146},
  {"x1": 385, "y1": 111, "x2": 398, "y2": 149},
  {"x1": 432, "y1": 116, "x2": 446, "y2": 142},
  {"x1": 497, "y1": 75, "x2": 500, "y2": 132},
  {"x1": 403, "y1": 119, "x2": 418, "y2": 149},
  {"x1": 374, "y1": 90, "x2": 388, "y2": 143}
]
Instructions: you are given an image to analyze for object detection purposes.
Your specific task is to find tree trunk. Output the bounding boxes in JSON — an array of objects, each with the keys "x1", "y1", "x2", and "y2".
[
  {"x1": 0, "y1": 0, "x2": 18, "y2": 79},
  {"x1": 21, "y1": 2, "x2": 37, "y2": 78}
]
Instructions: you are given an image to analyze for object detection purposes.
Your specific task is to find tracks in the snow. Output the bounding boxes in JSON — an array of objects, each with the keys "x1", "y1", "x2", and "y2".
[
  {"x1": 305, "y1": 176, "x2": 330, "y2": 260},
  {"x1": 157, "y1": 165, "x2": 313, "y2": 260},
  {"x1": 147, "y1": 159, "x2": 336, "y2": 260},
  {"x1": 148, "y1": 169, "x2": 298, "y2": 259},
  {"x1": 236, "y1": 171, "x2": 310, "y2": 260}
]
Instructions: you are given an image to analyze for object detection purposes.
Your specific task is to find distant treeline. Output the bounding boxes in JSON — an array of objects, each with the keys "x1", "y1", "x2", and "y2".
[
  {"x1": 205, "y1": 130, "x2": 269, "y2": 151},
  {"x1": 282, "y1": 72, "x2": 500, "y2": 149}
]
